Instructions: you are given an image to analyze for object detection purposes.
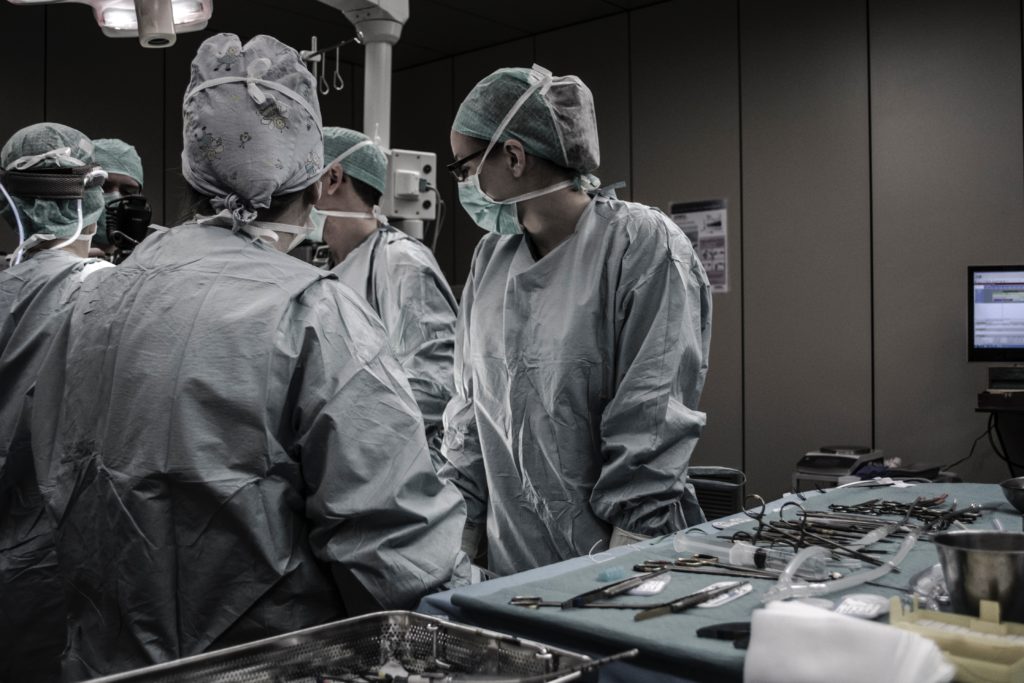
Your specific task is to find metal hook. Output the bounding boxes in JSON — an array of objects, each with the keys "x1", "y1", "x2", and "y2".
[
  {"x1": 319, "y1": 58, "x2": 330, "y2": 95},
  {"x1": 333, "y1": 46, "x2": 344, "y2": 90}
]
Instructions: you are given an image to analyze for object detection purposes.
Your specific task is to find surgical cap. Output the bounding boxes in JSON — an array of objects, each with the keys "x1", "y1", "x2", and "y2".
[
  {"x1": 0, "y1": 122, "x2": 104, "y2": 239},
  {"x1": 181, "y1": 33, "x2": 323, "y2": 224},
  {"x1": 324, "y1": 127, "x2": 388, "y2": 194},
  {"x1": 93, "y1": 138, "x2": 144, "y2": 187},
  {"x1": 453, "y1": 65, "x2": 600, "y2": 175}
]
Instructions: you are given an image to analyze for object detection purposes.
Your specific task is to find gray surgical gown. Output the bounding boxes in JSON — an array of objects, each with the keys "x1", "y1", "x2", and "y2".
[
  {"x1": 332, "y1": 225, "x2": 457, "y2": 469},
  {"x1": 440, "y1": 195, "x2": 712, "y2": 576},
  {"x1": 0, "y1": 250, "x2": 110, "y2": 683},
  {"x1": 29, "y1": 223, "x2": 467, "y2": 680}
]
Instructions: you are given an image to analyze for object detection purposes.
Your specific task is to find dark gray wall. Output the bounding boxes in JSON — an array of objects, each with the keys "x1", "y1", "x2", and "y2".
[
  {"x1": 741, "y1": 0, "x2": 873, "y2": 496},
  {"x1": 4, "y1": 0, "x2": 1023, "y2": 498},
  {"x1": 871, "y1": 0, "x2": 1024, "y2": 484}
]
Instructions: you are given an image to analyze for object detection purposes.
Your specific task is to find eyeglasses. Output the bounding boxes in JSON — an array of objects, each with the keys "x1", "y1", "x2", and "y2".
[{"x1": 446, "y1": 149, "x2": 485, "y2": 182}]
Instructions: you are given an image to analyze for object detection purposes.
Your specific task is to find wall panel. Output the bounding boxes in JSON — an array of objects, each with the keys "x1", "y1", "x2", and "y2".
[
  {"x1": 871, "y1": 0, "x2": 1024, "y2": 482},
  {"x1": 742, "y1": 0, "x2": 873, "y2": 497}
]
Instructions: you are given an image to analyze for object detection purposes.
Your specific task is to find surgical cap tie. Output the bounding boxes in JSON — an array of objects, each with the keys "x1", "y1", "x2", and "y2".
[
  {"x1": 184, "y1": 76, "x2": 319, "y2": 129},
  {"x1": 210, "y1": 193, "x2": 259, "y2": 226}
]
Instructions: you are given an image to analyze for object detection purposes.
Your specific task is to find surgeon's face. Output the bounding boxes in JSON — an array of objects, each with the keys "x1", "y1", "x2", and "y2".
[
  {"x1": 102, "y1": 172, "x2": 142, "y2": 197},
  {"x1": 449, "y1": 132, "x2": 487, "y2": 178}
]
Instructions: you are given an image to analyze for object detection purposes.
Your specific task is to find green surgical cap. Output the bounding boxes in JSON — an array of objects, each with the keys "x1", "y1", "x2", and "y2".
[
  {"x1": 0, "y1": 122, "x2": 104, "y2": 240},
  {"x1": 323, "y1": 127, "x2": 388, "y2": 195},
  {"x1": 453, "y1": 65, "x2": 600, "y2": 175},
  {"x1": 94, "y1": 138, "x2": 144, "y2": 187}
]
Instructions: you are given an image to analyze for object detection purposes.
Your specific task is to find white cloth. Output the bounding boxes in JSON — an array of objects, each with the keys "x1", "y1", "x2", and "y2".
[{"x1": 743, "y1": 601, "x2": 955, "y2": 683}]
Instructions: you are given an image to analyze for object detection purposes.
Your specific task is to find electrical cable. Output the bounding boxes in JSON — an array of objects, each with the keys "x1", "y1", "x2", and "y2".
[
  {"x1": 943, "y1": 415, "x2": 994, "y2": 471},
  {"x1": 988, "y1": 412, "x2": 1024, "y2": 475}
]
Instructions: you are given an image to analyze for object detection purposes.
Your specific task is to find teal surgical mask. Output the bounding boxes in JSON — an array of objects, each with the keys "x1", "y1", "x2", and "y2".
[
  {"x1": 307, "y1": 208, "x2": 327, "y2": 243},
  {"x1": 308, "y1": 206, "x2": 384, "y2": 243},
  {"x1": 456, "y1": 68, "x2": 575, "y2": 235},
  {"x1": 458, "y1": 168, "x2": 572, "y2": 235}
]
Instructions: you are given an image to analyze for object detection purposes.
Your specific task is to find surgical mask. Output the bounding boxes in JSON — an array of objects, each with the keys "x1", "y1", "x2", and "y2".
[
  {"x1": 457, "y1": 66, "x2": 576, "y2": 235},
  {"x1": 308, "y1": 206, "x2": 386, "y2": 241}
]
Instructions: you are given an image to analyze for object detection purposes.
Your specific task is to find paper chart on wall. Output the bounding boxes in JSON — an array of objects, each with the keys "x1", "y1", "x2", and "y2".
[{"x1": 669, "y1": 198, "x2": 728, "y2": 294}]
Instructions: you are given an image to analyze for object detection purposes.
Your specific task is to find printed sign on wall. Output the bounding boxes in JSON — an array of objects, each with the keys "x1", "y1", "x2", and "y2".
[{"x1": 669, "y1": 199, "x2": 728, "y2": 293}]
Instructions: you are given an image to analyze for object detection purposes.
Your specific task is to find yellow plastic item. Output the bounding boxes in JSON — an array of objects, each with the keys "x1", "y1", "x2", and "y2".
[{"x1": 889, "y1": 597, "x2": 1024, "y2": 683}]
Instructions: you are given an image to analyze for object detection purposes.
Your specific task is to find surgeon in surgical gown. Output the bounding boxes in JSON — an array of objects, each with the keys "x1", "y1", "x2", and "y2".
[
  {"x1": 311, "y1": 127, "x2": 457, "y2": 469},
  {"x1": 441, "y1": 65, "x2": 713, "y2": 576},
  {"x1": 29, "y1": 34, "x2": 467, "y2": 680},
  {"x1": 0, "y1": 122, "x2": 112, "y2": 683}
]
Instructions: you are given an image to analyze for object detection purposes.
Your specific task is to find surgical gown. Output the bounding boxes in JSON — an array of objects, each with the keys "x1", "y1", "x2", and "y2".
[
  {"x1": 332, "y1": 225, "x2": 457, "y2": 469},
  {"x1": 29, "y1": 224, "x2": 467, "y2": 680},
  {"x1": 0, "y1": 250, "x2": 110, "y2": 683},
  {"x1": 440, "y1": 195, "x2": 712, "y2": 576}
]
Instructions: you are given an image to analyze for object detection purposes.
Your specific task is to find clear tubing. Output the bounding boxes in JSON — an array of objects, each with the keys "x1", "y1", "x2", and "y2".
[
  {"x1": 761, "y1": 527, "x2": 920, "y2": 603},
  {"x1": 673, "y1": 535, "x2": 831, "y2": 580}
]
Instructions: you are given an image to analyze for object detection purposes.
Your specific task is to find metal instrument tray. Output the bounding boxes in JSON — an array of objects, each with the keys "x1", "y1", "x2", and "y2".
[{"x1": 88, "y1": 610, "x2": 596, "y2": 682}]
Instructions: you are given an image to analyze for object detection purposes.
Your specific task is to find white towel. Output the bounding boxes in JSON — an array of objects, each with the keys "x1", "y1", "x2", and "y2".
[{"x1": 743, "y1": 601, "x2": 955, "y2": 683}]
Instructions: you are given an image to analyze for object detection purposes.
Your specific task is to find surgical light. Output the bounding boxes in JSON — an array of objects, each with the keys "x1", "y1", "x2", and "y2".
[{"x1": 5, "y1": 0, "x2": 213, "y2": 47}]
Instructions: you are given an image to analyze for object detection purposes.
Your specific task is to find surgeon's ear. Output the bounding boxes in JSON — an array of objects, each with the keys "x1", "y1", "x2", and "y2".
[
  {"x1": 324, "y1": 163, "x2": 344, "y2": 196},
  {"x1": 504, "y1": 140, "x2": 527, "y2": 179}
]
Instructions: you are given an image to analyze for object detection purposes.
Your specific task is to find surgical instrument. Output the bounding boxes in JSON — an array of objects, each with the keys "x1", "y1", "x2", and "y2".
[
  {"x1": 633, "y1": 560, "x2": 779, "y2": 580},
  {"x1": 634, "y1": 581, "x2": 749, "y2": 622},
  {"x1": 561, "y1": 568, "x2": 669, "y2": 609},
  {"x1": 509, "y1": 596, "x2": 652, "y2": 609}
]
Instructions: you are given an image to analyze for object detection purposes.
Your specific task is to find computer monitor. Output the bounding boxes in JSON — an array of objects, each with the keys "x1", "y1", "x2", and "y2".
[{"x1": 969, "y1": 265, "x2": 1024, "y2": 362}]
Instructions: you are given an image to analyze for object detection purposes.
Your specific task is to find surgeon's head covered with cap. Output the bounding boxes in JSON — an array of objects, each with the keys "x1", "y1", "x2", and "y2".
[
  {"x1": 323, "y1": 127, "x2": 387, "y2": 195},
  {"x1": 92, "y1": 138, "x2": 145, "y2": 251},
  {"x1": 311, "y1": 127, "x2": 388, "y2": 254},
  {"x1": 454, "y1": 65, "x2": 600, "y2": 175},
  {"x1": 93, "y1": 138, "x2": 144, "y2": 192},
  {"x1": 450, "y1": 65, "x2": 601, "y2": 235},
  {"x1": 1, "y1": 123, "x2": 105, "y2": 260},
  {"x1": 181, "y1": 33, "x2": 323, "y2": 238}
]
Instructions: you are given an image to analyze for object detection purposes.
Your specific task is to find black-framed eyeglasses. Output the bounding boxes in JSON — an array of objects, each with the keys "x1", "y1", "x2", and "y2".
[{"x1": 446, "y1": 149, "x2": 485, "y2": 182}]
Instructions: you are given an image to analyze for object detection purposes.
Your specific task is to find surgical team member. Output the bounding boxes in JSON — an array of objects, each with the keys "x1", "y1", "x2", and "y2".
[
  {"x1": 441, "y1": 65, "x2": 713, "y2": 576},
  {"x1": 29, "y1": 34, "x2": 467, "y2": 680},
  {"x1": 313, "y1": 126, "x2": 457, "y2": 469},
  {"x1": 91, "y1": 137, "x2": 144, "y2": 257},
  {"x1": 0, "y1": 123, "x2": 112, "y2": 683}
]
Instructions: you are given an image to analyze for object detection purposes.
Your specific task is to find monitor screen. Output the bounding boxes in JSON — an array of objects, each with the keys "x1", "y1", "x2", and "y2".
[{"x1": 969, "y1": 266, "x2": 1024, "y2": 362}]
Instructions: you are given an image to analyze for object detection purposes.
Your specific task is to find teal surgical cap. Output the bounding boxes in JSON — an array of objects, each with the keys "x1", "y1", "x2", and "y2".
[
  {"x1": 93, "y1": 138, "x2": 144, "y2": 187},
  {"x1": 453, "y1": 65, "x2": 600, "y2": 175},
  {"x1": 323, "y1": 127, "x2": 388, "y2": 195},
  {"x1": 1, "y1": 122, "x2": 104, "y2": 239}
]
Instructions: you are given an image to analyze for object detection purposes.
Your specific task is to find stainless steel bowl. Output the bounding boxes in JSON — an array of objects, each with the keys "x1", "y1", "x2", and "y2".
[
  {"x1": 933, "y1": 530, "x2": 1024, "y2": 621},
  {"x1": 1001, "y1": 477, "x2": 1024, "y2": 514}
]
